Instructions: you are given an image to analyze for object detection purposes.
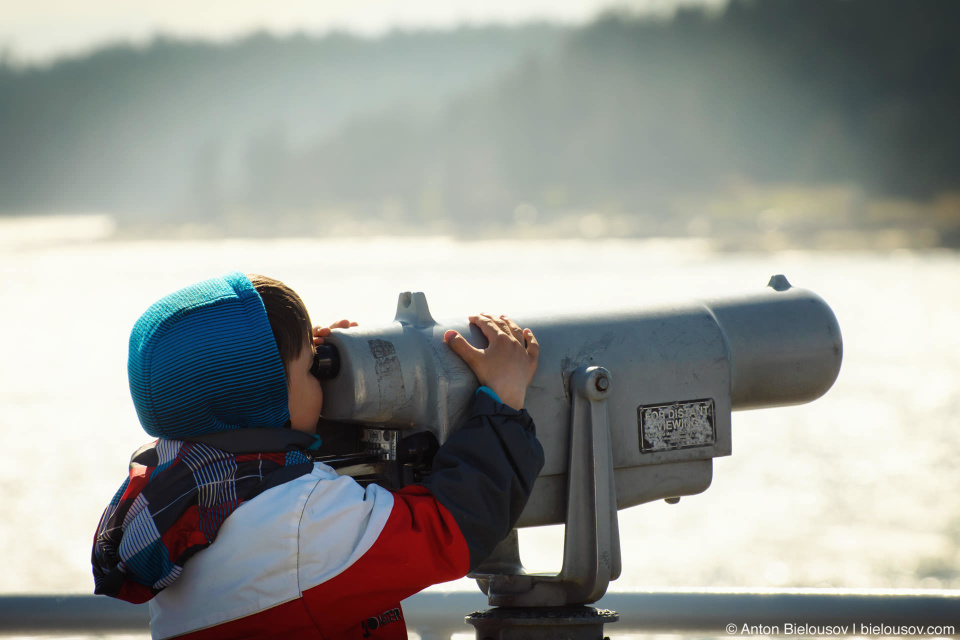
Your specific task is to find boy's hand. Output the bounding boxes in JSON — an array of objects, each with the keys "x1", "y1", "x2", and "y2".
[
  {"x1": 444, "y1": 314, "x2": 539, "y2": 410},
  {"x1": 313, "y1": 319, "x2": 358, "y2": 346}
]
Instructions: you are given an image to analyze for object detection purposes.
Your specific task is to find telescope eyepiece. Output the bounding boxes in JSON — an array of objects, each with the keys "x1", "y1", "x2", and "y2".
[{"x1": 311, "y1": 344, "x2": 340, "y2": 380}]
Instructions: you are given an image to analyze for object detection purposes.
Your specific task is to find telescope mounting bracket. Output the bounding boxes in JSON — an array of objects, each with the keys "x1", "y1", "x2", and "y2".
[
  {"x1": 394, "y1": 291, "x2": 436, "y2": 328},
  {"x1": 471, "y1": 365, "x2": 622, "y2": 607}
]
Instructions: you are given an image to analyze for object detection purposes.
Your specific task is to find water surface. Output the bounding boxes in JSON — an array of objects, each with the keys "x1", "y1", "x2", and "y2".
[{"x1": 1, "y1": 219, "x2": 957, "y2": 597}]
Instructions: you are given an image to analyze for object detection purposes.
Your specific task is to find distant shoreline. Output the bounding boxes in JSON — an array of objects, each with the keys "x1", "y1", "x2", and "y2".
[{"x1": 1, "y1": 208, "x2": 955, "y2": 253}]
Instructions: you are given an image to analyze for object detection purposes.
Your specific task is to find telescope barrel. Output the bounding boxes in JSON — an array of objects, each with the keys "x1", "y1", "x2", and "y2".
[
  {"x1": 318, "y1": 278, "x2": 842, "y2": 526},
  {"x1": 708, "y1": 285, "x2": 842, "y2": 410}
]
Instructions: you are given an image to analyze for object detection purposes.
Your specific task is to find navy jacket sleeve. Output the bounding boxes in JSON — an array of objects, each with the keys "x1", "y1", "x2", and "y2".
[{"x1": 418, "y1": 389, "x2": 545, "y2": 571}]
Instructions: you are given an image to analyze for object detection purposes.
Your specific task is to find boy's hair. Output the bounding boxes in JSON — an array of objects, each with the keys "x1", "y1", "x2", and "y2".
[{"x1": 248, "y1": 274, "x2": 312, "y2": 375}]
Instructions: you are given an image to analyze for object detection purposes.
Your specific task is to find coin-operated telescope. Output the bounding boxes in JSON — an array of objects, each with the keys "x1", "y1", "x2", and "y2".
[{"x1": 318, "y1": 275, "x2": 842, "y2": 640}]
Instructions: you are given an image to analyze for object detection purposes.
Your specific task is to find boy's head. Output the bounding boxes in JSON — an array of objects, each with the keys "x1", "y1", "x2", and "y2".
[
  {"x1": 248, "y1": 274, "x2": 324, "y2": 434},
  {"x1": 128, "y1": 272, "x2": 321, "y2": 438},
  {"x1": 247, "y1": 274, "x2": 312, "y2": 372}
]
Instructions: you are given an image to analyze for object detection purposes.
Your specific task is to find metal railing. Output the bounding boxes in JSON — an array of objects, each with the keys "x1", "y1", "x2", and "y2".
[{"x1": 1, "y1": 589, "x2": 957, "y2": 637}]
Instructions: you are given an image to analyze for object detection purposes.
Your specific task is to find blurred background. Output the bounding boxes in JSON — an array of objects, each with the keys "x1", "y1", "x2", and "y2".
[
  {"x1": 2, "y1": 0, "x2": 958, "y2": 246},
  {"x1": 1, "y1": 0, "x2": 959, "y2": 631}
]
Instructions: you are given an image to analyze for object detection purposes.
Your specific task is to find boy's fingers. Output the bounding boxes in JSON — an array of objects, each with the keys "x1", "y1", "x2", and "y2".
[
  {"x1": 470, "y1": 314, "x2": 505, "y2": 343},
  {"x1": 500, "y1": 315, "x2": 525, "y2": 343},
  {"x1": 485, "y1": 314, "x2": 515, "y2": 340},
  {"x1": 444, "y1": 330, "x2": 482, "y2": 367},
  {"x1": 490, "y1": 315, "x2": 512, "y2": 336},
  {"x1": 471, "y1": 313, "x2": 500, "y2": 330},
  {"x1": 524, "y1": 329, "x2": 540, "y2": 360}
]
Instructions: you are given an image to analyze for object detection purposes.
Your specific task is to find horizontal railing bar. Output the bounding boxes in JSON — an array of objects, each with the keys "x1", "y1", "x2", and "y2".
[
  {"x1": 0, "y1": 589, "x2": 956, "y2": 636},
  {"x1": 602, "y1": 588, "x2": 960, "y2": 635}
]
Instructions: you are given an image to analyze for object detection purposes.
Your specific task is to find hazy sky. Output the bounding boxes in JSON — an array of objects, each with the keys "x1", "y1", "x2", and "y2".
[{"x1": 1, "y1": 0, "x2": 726, "y2": 64}]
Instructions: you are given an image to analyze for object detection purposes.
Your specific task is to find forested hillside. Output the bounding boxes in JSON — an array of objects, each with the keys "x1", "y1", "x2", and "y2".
[
  {"x1": 2, "y1": 0, "x2": 958, "y2": 244},
  {"x1": 0, "y1": 25, "x2": 567, "y2": 215}
]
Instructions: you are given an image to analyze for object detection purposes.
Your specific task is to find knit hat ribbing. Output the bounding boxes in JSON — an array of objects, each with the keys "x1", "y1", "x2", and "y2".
[{"x1": 128, "y1": 271, "x2": 290, "y2": 438}]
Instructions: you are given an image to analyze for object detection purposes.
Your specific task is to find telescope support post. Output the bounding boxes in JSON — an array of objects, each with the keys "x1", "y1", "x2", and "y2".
[{"x1": 466, "y1": 366, "x2": 621, "y2": 638}]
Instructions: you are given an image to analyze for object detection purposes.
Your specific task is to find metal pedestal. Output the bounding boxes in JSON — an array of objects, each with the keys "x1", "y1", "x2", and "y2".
[
  {"x1": 466, "y1": 606, "x2": 619, "y2": 640},
  {"x1": 467, "y1": 366, "x2": 621, "y2": 639}
]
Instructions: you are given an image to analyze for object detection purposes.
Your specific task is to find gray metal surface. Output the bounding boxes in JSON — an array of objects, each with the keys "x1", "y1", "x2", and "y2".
[
  {"x1": 473, "y1": 367, "x2": 622, "y2": 607},
  {"x1": 707, "y1": 276, "x2": 844, "y2": 410},
  {"x1": 3, "y1": 590, "x2": 955, "y2": 636},
  {"x1": 319, "y1": 277, "x2": 842, "y2": 527}
]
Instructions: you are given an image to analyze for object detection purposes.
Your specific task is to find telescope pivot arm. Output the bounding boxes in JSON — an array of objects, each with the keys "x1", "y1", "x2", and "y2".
[{"x1": 471, "y1": 365, "x2": 622, "y2": 607}]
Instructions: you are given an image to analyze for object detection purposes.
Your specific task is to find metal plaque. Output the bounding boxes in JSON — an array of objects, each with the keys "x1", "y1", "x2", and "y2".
[{"x1": 638, "y1": 399, "x2": 716, "y2": 453}]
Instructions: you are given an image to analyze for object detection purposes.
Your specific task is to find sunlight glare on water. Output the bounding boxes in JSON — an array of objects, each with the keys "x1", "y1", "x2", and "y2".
[{"x1": 0, "y1": 217, "x2": 958, "y2": 599}]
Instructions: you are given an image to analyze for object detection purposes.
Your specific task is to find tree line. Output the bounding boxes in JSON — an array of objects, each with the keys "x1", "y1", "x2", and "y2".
[{"x1": 1, "y1": 0, "x2": 958, "y2": 229}]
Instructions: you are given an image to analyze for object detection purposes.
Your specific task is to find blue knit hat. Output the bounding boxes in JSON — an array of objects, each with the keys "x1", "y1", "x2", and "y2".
[{"x1": 128, "y1": 271, "x2": 290, "y2": 438}]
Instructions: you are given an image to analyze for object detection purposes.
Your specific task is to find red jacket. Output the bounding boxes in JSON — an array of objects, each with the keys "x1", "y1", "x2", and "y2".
[{"x1": 148, "y1": 391, "x2": 543, "y2": 639}]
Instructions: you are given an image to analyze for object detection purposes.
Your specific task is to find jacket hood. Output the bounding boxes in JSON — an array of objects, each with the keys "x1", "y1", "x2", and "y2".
[{"x1": 128, "y1": 271, "x2": 290, "y2": 438}]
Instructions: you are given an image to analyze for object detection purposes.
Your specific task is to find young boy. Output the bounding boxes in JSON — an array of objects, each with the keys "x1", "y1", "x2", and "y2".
[{"x1": 92, "y1": 271, "x2": 544, "y2": 639}]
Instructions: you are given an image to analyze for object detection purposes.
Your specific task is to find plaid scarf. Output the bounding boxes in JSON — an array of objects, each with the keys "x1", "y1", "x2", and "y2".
[{"x1": 92, "y1": 438, "x2": 314, "y2": 603}]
